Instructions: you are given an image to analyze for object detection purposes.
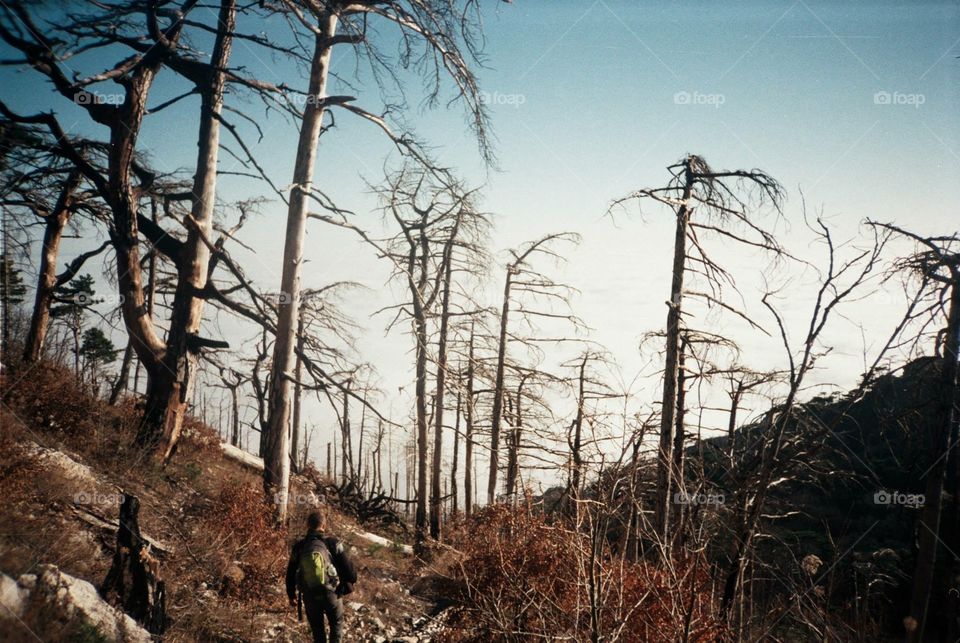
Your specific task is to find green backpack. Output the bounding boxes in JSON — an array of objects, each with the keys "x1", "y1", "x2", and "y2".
[{"x1": 298, "y1": 537, "x2": 339, "y2": 591}]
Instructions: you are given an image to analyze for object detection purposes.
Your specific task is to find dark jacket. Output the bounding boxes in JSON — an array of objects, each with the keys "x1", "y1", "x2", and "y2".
[{"x1": 286, "y1": 532, "x2": 357, "y2": 601}]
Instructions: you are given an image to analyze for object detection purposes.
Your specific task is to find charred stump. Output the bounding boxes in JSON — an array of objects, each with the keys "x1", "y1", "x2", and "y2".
[{"x1": 100, "y1": 493, "x2": 168, "y2": 634}]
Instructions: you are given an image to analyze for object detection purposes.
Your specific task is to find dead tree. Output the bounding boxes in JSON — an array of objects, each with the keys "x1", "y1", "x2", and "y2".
[
  {"x1": 718, "y1": 219, "x2": 894, "y2": 628},
  {"x1": 487, "y1": 232, "x2": 581, "y2": 505},
  {"x1": 870, "y1": 222, "x2": 960, "y2": 642},
  {"x1": 464, "y1": 320, "x2": 478, "y2": 517},
  {"x1": 100, "y1": 494, "x2": 167, "y2": 634},
  {"x1": 612, "y1": 154, "x2": 785, "y2": 550}
]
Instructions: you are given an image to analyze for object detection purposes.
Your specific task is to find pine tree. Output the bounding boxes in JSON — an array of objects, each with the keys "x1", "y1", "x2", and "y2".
[
  {"x1": 52, "y1": 274, "x2": 99, "y2": 374},
  {"x1": 80, "y1": 326, "x2": 118, "y2": 388},
  {"x1": 0, "y1": 253, "x2": 27, "y2": 354}
]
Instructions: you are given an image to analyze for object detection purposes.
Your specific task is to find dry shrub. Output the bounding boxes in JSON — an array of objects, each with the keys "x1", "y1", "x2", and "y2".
[
  {"x1": 440, "y1": 505, "x2": 728, "y2": 643},
  {"x1": 179, "y1": 415, "x2": 220, "y2": 455},
  {"x1": 2, "y1": 360, "x2": 104, "y2": 437},
  {"x1": 206, "y1": 482, "x2": 288, "y2": 601},
  {"x1": 0, "y1": 424, "x2": 42, "y2": 502}
]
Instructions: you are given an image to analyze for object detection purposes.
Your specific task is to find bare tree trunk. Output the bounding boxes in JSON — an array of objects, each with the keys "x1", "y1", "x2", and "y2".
[
  {"x1": 570, "y1": 355, "x2": 587, "y2": 506},
  {"x1": 671, "y1": 338, "x2": 688, "y2": 542},
  {"x1": 340, "y1": 381, "x2": 352, "y2": 483},
  {"x1": 464, "y1": 324, "x2": 475, "y2": 518},
  {"x1": 505, "y1": 377, "x2": 527, "y2": 499},
  {"x1": 488, "y1": 268, "x2": 513, "y2": 504},
  {"x1": 100, "y1": 494, "x2": 167, "y2": 634},
  {"x1": 907, "y1": 280, "x2": 959, "y2": 642},
  {"x1": 138, "y1": 0, "x2": 236, "y2": 462},
  {"x1": 109, "y1": 340, "x2": 134, "y2": 405},
  {"x1": 727, "y1": 381, "x2": 743, "y2": 469},
  {"x1": 23, "y1": 172, "x2": 80, "y2": 362},
  {"x1": 654, "y1": 160, "x2": 694, "y2": 547},
  {"x1": 230, "y1": 380, "x2": 240, "y2": 447},
  {"x1": 430, "y1": 249, "x2": 454, "y2": 539},
  {"x1": 414, "y1": 292, "x2": 429, "y2": 547},
  {"x1": 291, "y1": 322, "x2": 304, "y2": 474},
  {"x1": 264, "y1": 10, "x2": 338, "y2": 521},
  {"x1": 451, "y1": 388, "x2": 461, "y2": 517}
]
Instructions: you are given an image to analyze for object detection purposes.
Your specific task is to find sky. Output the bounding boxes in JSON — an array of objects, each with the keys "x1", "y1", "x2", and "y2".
[{"x1": 3, "y1": 0, "x2": 959, "y2": 495}]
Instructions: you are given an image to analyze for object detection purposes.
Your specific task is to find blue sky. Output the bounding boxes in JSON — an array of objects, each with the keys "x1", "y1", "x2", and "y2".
[{"x1": 3, "y1": 0, "x2": 958, "y2": 490}]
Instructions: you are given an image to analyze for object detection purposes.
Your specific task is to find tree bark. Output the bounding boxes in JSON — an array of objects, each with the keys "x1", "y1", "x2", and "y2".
[
  {"x1": 430, "y1": 242, "x2": 455, "y2": 539},
  {"x1": 413, "y1": 257, "x2": 430, "y2": 549},
  {"x1": 100, "y1": 494, "x2": 167, "y2": 634},
  {"x1": 464, "y1": 323, "x2": 475, "y2": 518},
  {"x1": 109, "y1": 339, "x2": 135, "y2": 405},
  {"x1": 654, "y1": 159, "x2": 694, "y2": 546},
  {"x1": 23, "y1": 171, "x2": 80, "y2": 362},
  {"x1": 137, "y1": 0, "x2": 236, "y2": 461},
  {"x1": 487, "y1": 267, "x2": 513, "y2": 504},
  {"x1": 570, "y1": 355, "x2": 587, "y2": 507},
  {"x1": 263, "y1": 10, "x2": 338, "y2": 522},
  {"x1": 451, "y1": 388, "x2": 461, "y2": 516},
  {"x1": 291, "y1": 321, "x2": 304, "y2": 473},
  {"x1": 505, "y1": 377, "x2": 527, "y2": 499},
  {"x1": 671, "y1": 338, "x2": 688, "y2": 543}
]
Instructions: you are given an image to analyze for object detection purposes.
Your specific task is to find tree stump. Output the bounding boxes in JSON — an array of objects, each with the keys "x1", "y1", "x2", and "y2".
[{"x1": 100, "y1": 493, "x2": 168, "y2": 634}]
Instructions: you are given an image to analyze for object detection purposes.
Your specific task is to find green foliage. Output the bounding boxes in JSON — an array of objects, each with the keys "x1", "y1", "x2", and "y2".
[
  {"x1": 71, "y1": 622, "x2": 110, "y2": 643},
  {"x1": 0, "y1": 253, "x2": 26, "y2": 306},
  {"x1": 79, "y1": 327, "x2": 118, "y2": 369},
  {"x1": 52, "y1": 274, "x2": 99, "y2": 319}
]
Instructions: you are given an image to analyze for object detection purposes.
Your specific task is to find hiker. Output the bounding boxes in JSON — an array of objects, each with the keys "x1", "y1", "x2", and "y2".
[{"x1": 286, "y1": 510, "x2": 357, "y2": 643}]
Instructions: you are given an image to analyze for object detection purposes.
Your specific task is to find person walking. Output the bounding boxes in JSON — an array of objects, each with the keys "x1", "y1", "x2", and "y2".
[{"x1": 286, "y1": 510, "x2": 357, "y2": 643}]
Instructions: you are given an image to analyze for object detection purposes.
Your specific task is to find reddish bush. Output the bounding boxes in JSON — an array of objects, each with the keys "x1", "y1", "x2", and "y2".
[
  {"x1": 207, "y1": 482, "x2": 288, "y2": 600},
  {"x1": 441, "y1": 505, "x2": 728, "y2": 642}
]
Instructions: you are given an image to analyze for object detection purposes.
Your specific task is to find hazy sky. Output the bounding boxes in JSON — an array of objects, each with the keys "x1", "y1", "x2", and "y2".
[{"x1": 3, "y1": 1, "x2": 958, "y2": 491}]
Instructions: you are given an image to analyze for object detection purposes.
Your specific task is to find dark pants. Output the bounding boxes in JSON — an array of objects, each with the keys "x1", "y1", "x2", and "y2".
[{"x1": 302, "y1": 588, "x2": 343, "y2": 643}]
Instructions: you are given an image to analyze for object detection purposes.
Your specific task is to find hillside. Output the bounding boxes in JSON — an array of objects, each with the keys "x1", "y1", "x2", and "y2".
[
  {"x1": 0, "y1": 358, "x2": 442, "y2": 643},
  {"x1": 699, "y1": 357, "x2": 952, "y2": 638}
]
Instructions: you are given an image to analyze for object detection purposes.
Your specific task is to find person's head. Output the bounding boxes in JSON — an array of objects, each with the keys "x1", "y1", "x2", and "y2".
[{"x1": 306, "y1": 510, "x2": 324, "y2": 533}]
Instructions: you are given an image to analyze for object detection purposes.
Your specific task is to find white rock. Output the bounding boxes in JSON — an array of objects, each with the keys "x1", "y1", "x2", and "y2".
[
  {"x1": 15, "y1": 565, "x2": 152, "y2": 643},
  {"x1": 0, "y1": 572, "x2": 30, "y2": 618}
]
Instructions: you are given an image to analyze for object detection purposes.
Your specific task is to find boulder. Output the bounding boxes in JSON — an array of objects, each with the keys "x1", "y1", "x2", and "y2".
[{"x1": 0, "y1": 565, "x2": 152, "y2": 643}]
